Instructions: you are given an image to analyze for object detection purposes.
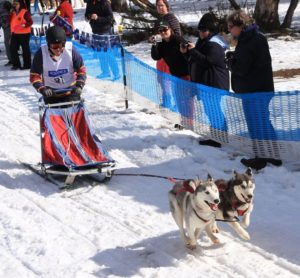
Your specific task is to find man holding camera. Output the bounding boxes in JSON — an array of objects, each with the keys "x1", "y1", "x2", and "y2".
[{"x1": 180, "y1": 13, "x2": 229, "y2": 148}]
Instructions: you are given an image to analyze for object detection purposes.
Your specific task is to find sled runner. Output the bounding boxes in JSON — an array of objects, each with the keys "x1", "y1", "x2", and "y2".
[{"x1": 36, "y1": 89, "x2": 115, "y2": 188}]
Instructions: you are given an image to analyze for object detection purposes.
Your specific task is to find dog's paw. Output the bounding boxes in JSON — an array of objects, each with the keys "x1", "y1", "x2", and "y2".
[
  {"x1": 240, "y1": 231, "x2": 250, "y2": 241},
  {"x1": 212, "y1": 237, "x2": 221, "y2": 244},
  {"x1": 186, "y1": 243, "x2": 197, "y2": 250}
]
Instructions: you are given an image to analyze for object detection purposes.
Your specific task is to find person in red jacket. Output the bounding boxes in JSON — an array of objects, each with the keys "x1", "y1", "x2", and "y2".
[
  {"x1": 50, "y1": 0, "x2": 74, "y2": 38},
  {"x1": 9, "y1": 0, "x2": 33, "y2": 70}
]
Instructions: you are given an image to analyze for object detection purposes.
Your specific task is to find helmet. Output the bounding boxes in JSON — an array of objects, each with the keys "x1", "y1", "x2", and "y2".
[{"x1": 46, "y1": 26, "x2": 66, "y2": 45}]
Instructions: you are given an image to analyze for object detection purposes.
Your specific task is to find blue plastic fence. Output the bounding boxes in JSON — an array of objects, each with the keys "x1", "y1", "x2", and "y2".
[{"x1": 30, "y1": 31, "x2": 300, "y2": 161}]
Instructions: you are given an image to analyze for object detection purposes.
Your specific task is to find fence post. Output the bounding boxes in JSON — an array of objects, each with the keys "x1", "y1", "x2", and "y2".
[{"x1": 118, "y1": 25, "x2": 128, "y2": 109}]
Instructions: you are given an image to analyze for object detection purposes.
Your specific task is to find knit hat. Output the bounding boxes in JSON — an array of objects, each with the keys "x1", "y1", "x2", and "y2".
[{"x1": 198, "y1": 13, "x2": 218, "y2": 33}]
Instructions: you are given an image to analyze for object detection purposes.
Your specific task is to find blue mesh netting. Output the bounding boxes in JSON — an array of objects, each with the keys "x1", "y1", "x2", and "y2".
[{"x1": 30, "y1": 31, "x2": 300, "y2": 160}]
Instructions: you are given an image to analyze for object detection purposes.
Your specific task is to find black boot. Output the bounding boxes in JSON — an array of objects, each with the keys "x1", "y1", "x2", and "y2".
[
  {"x1": 199, "y1": 139, "x2": 221, "y2": 148},
  {"x1": 264, "y1": 158, "x2": 282, "y2": 166},
  {"x1": 240, "y1": 158, "x2": 267, "y2": 171}
]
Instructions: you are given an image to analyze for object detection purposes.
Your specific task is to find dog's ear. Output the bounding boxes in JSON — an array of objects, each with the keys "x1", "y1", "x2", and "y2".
[
  {"x1": 207, "y1": 173, "x2": 213, "y2": 182},
  {"x1": 245, "y1": 167, "x2": 252, "y2": 177},
  {"x1": 233, "y1": 170, "x2": 238, "y2": 178},
  {"x1": 193, "y1": 176, "x2": 201, "y2": 188},
  {"x1": 188, "y1": 180, "x2": 198, "y2": 192}
]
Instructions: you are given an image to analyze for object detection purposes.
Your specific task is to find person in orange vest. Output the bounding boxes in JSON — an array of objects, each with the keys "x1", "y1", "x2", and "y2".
[
  {"x1": 50, "y1": 0, "x2": 74, "y2": 38},
  {"x1": 9, "y1": 0, "x2": 33, "y2": 70}
]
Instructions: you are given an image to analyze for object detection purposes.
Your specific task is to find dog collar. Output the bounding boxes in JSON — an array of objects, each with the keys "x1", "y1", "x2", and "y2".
[{"x1": 193, "y1": 208, "x2": 211, "y2": 223}]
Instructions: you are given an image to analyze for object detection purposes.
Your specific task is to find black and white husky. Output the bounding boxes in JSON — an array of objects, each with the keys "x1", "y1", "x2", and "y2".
[
  {"x1": 168, "y1": 175, "x2": 220, "y2": 250},
  {"x1": 213, "y1": 168, "x2": 255, "y2": 241}
]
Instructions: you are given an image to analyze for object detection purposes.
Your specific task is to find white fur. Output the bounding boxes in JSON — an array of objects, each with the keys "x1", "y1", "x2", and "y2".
[{"x1": 168, "y1": 175, "x2": 220, "y2": 250}]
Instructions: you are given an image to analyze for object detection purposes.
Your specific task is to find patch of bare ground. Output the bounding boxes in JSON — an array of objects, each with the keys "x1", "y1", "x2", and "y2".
[{"x1": 273, "y1": 68, "x2": 300, "y2": 78}]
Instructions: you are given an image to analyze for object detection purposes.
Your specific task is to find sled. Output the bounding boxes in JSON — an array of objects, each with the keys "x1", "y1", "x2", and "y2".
[{"x1": 37, "y1": 89, "x2": 115, "y2": 188}]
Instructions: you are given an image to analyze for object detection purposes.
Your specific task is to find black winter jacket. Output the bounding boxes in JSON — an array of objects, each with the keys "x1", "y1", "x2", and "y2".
[
  {"x1": 85, "y1": 0, "x2": 113, "y2": 35},
  {"x1": 151, "y1": 35, "x2": 189, "y2": 78},
  {"x1": 230, "y1": 25, "x2": 274, "y2": 93},
  {"x1": 187, "y1": 34, "x2": 229, "y2": 90}
]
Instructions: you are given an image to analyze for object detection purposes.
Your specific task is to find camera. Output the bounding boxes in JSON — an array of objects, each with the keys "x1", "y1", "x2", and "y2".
[
  {"x1": 179, "y1": 37, "x2": 190, "y2": 49},
  {"x1": 154, "y1": 34, "x2": 162, "y2": 43}
]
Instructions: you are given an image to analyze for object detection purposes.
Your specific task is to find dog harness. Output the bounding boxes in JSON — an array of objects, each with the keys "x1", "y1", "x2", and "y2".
[
  {"x1": 231, "y1": 200, "x2": 249, "y2": 216},
  {"x1": 168, "y1": 178, "x2": 195, "y2": 195},
  {"x1": 192, "y1": 208, "x2": 211, "y2": 223}
]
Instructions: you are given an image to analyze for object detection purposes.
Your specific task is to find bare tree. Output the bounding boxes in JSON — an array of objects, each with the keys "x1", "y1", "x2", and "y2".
[
  {"x1": 253, "y1": 0, "x2": 280, "y2": 31},
  {"x1": 281, "y1": 0, "x2": 299, "y2": 28},
  {"x1": 129, "y1": 0, "x2": 158, "y2": 17},
  {"x1": 227, "y1": 0, "x2": 240, "y2": 10},
  {"x1": 111, "y1": 0, "x2": 128, "y2": 12}
]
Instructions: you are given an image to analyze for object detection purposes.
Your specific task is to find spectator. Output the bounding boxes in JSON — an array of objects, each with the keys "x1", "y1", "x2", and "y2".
[
  {"x1": 50, "y1": 0, "x2": 74, "y2": 38},
  {"x1": 181, "y1": 13, "x2": 229, "y2": 148},
  {"x1": 85, "y1": 0, "x2": 113, "y2": 35},
  {"x1": 155, "y1": 0, "x2": 181, "y2": 36},
  {"x1": 151, "y1": 21, "x2": 189, "y2": 80},
  {"x1": 85, "y1": 0, "x2": 119, "y2": 80},
  {"x1": 151, "y1": 21, "x2": 193, "y2": 125},
  {"x1": 0, "y1": 0, "x2": 12, "y2": 66},
  {"x1": 30, "y1": 26, "x2": 86, "y2": 104},
  {"x1": 154, "y1": 0, "x2": 181, "y2": 74},
  {"x1": 22, "y1": 0, "x2": 31, "y2": 14},
  {"x1": 226, "y1": 9, "x2": 282, "y2": 169},
  {"x1": 9, "y1": 0, "x2": 33, "y2": 70}
]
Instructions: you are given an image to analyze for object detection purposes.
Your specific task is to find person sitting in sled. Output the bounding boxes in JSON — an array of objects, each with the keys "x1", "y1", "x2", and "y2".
[{"x1": 30, "y1": 25, "x2": 86, "y2": 104}]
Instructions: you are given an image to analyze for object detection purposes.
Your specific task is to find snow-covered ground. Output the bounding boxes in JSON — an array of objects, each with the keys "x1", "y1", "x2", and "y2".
[{"x1": 1, "y1": 4, "x2": 300, "y2": 278}]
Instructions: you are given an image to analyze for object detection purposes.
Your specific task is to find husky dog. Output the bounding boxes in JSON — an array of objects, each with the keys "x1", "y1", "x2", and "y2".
[
  {"x1": 213, "y1": 168, "x2": 255, "y2": 241},
  {"x1": 168, "y1": 175, "x2": 220, "y2": 250}
]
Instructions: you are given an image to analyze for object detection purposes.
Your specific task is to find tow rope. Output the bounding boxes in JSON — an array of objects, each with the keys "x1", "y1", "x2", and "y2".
[{"x1": 112, "y1": 172, "x2": 185, "y2": 181}]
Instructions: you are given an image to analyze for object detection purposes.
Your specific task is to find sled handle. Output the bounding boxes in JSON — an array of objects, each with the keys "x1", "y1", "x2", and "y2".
[{"x1": 52, "y1": 87, "x2": 75, "y2": 95}]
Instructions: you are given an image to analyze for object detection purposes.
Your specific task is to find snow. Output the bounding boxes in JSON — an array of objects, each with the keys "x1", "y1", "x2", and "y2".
[{"x1": 1, "y1": 4, "x2": 300, "y2": 278}]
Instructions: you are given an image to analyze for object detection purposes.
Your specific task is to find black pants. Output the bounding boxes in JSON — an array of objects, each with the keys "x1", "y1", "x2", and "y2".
[{"x1": 10, "y1": 33, "x2": 31, "y2": 69}]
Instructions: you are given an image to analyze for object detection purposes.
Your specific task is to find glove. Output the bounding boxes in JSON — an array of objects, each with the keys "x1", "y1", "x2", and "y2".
[
  {"x1": 41, "y1": 87, "x2": 53, "y2": 97},
  {"x1": 225, "y1": 51, "x2": 234, "y2": 60},
  {"x1": 225, "y1": 51, "x2": 235, "y2": 71},
  {"x1": 72, "y1": 86, "x2": 82, "y2": 95}
]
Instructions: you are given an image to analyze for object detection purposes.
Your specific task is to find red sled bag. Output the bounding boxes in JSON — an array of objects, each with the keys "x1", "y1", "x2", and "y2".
[{"x1": 41, "y1": 101, "x2": 114, "y2": 170}]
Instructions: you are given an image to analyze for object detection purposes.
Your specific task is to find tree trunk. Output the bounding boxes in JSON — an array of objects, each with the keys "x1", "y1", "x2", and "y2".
[
  {"x1": 281, "y1": 0, "x2": 299, "y2": 28},
  {"x1": 111, "y1": 0, "x2": 128, "y2": 12},
  {"x1": 254, "y1": 0, "x2": 280, "y2": 31},
  {"x1": 227, "y1": 0, "x2": 240, "y2": 10},
  {"x1": 129, "y1": 0, "x2": 158, "y2": 17}
]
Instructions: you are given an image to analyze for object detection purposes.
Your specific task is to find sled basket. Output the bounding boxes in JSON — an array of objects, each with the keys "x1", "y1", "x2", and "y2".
[{"x1": 40, "y1": 99, "x2": 115, "y2": 172}]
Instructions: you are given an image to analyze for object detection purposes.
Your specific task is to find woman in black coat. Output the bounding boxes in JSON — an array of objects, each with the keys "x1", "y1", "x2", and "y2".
[
  {"x1": 151, "y1": 21, "x2": 192, "y2": 123},
  {"x1": 181, "y1": 13, "x2": 229, "y2": 147},
  {"x1": 227, "y1": 10, "x2": 281, "y2": 169}
]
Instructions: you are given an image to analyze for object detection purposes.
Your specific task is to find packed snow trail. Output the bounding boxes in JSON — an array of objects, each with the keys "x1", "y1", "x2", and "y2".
[{"x1": 0, "y1": 59, "x2": 300, "y2": 277}]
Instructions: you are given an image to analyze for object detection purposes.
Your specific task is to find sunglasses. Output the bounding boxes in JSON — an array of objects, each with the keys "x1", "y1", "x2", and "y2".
[
  {"x1": 158, "y1": 27, "x2": 169, "y2": 33},
  {"x1": 50, "y1": 43, "x2": 65, "y2": 50}
]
